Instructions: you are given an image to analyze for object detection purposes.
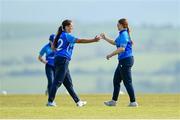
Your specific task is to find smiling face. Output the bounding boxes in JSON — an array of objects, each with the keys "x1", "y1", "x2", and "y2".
[{"x1": 65, "y1": 22, "x2": 73, "y2": 33}]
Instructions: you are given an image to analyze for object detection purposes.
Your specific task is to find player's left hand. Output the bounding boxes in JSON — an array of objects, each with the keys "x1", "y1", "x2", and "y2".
[{"x1": 106, "y1": 54, "x2": 112, "y2": 60}]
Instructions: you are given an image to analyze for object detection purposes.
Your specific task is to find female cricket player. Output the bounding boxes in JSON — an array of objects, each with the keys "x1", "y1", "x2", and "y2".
[
  {"x1": 101, "y1": 18, "x2": 138, "y2": 107},
  {"x1": 47, "y1": 19, "x2": 101, "y2": 107},
  {"x1": 38, "y1": 34, "x2": 55, "y2": 96}
]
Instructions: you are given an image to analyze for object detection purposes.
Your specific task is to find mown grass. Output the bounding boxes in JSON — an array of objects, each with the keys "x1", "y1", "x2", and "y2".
[{"x1": 0, "y1": 94, "x2": 180, "y2": 119}]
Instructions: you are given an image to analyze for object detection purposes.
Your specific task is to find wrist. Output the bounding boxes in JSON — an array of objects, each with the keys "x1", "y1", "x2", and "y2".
[
  {"x1": 109, "y1": 53, "x2": 113, "y2": 58},
  {"x1": 111, "y1": 51, "x2": 117, "y2": 57},
  {"x1": 92, "y1": 38, "x2": 97, "y2": 42},
  {"x1": 104, "y1": 37, "x2": 108, "y2": 41}
]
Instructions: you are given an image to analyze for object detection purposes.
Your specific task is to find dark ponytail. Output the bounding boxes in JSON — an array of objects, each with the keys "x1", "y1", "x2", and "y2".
[
  {"x1": 53, "y1": 19, "x2": 72, "y2": 49},
  {"x1": 53, "y1": 26, "x2": 63, "y2": 48},
  {"x1": 127, "y1": 26, "x2": 130, "y2": 36},
  {"x1": 127, "y1": 26, "x2": 131, "y2": 40}
]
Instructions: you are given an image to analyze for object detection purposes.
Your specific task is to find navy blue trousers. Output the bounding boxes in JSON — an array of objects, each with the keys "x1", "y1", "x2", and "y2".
[
  {"x1": 112, "y1": 56, "x2": 136, "y2": 102},
  {"x1": 48, "y1": 56, "x2": 80, "y2": 103},
  {"x1": 45, "y1": 64, "x2": 55, "y2": 96}
]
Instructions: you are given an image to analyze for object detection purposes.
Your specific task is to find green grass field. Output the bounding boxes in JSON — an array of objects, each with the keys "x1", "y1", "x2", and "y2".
[{"x1": 0, "y1": 94, "x2": 180, "y2": 119}]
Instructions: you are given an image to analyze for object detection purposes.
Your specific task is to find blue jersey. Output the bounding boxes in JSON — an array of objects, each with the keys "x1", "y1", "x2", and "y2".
[
  {"x1": 55, "y1": 31, "x2": 77, "y2": 60},
  {"x1": 115, "y1": 29, "x2": 133, "y2": 60},
  {"x1": 39, "y1": 43, "x2": 55, "y2": 66}
]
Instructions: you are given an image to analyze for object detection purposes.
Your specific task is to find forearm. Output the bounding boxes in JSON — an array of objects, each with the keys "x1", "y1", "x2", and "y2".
[
  {"x1": 76, "y1": 38, "x2": 97, "y2": 43},
  {"x1": 109, "y1": 47, "x2": 125, "y2": 57},
  {"x1": 104, "y1": 37, "x2": 115, "y2": 45}
]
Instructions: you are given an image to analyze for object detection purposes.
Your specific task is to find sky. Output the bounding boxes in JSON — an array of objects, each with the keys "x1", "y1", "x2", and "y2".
[{"x1": 1, "y1": 0, "x2": 180, "y2": 26}]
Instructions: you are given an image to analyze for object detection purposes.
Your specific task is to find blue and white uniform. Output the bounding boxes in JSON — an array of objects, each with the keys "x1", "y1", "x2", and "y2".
[
  {"x1": 48, "y1": 31, "x2": 80, "y2": 103},
  {"x1": 55, "y1": 31, "x2": 78, "y2": 60},
  {"x1": 39, "y1": 44, "x2": 55, "y2": 66},
  {"x1": 115, "y1": 29, "x2": 133, "y2": 60},
  {"x1": 39, "y1": 34, "x2": 55, "y2": 96},
  {"x1": 112, "y1": 29, "x2": 136, "y2": 102}
]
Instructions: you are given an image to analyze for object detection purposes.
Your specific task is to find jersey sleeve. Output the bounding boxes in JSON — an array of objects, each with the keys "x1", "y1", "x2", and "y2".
[
  {"x1": 39, "y1": 46, "x2": 46, "y2": 56},
  {"x1": 65, "y1": 33, "x2": 78, "y2": 43},
  {"x1": 115, "y1": 32, "x2": 129, "y2": 48}
]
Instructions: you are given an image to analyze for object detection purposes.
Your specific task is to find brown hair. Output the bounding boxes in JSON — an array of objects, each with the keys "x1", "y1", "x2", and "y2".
[
  {"x1": 118, "y1": 18, "x2": 133, "y2": 44},
  {"x1": 53, "y1": 19, "x2": 72, "y2": 48},
  {"x1": 118, "y1": 18, "x2": 130, "y2": 35}
]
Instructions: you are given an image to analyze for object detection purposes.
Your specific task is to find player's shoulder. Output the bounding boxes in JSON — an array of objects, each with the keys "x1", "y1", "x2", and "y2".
[
  {"x1": 121, "y1": 30, "x2": 129, "y2": 41},
  {"x1": 61, "y1": 32, "x2": 69, "y2": 38},
  {"x1": 42, "y1": 43, "x2": 50, "y2": 50},
  {"x1": 121, "y1": 30, "x2": 128, "y2": 36},
  {"x1": 64, "y1": 32, "x2": 74, "y2": 37},
  {"x1": 45, "y1": 43, "x2": 50, "y2": 47}
]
